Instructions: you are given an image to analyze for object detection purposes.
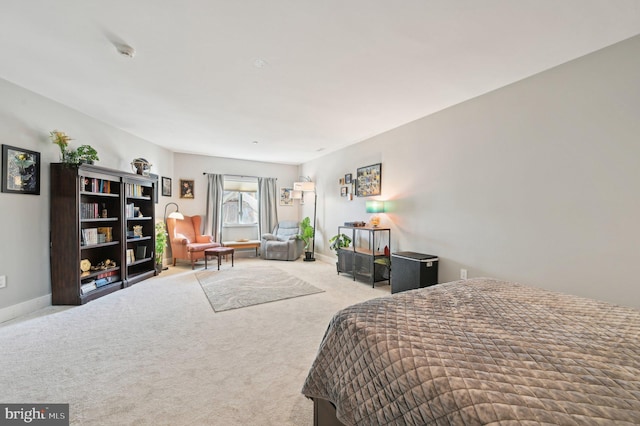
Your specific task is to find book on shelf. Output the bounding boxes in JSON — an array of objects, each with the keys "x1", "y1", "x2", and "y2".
[
  {"x1": 81, "y1": 228, "x2": 99, "y2": 245},
  {"x1": 126, "y1": 203, "x2": 135, "y2": 218},
  {"x1": 126, "y1": 249, "x2": 135, "y2": 265},
  {"x1": 95, "y1": 269, "x2": 118, "y2": 279},
  {"x1": 95, "y1": 276, "x2": 117, "y2": 287},
  {"x1": 126, "y1": 183, "x2": 146, "y2": 198},
  {"x1": 83, "y1": 177, "x2": 112, "y2": 194},
  {"x1": 80, "y1": 281, "x2": 97, "y2": 294},
  {"x1": 96, "y1": 227, "x2": 113, "y2": 242},
  {"x1": 81, "y1": 202, "x2": 99, "y2": 219}
]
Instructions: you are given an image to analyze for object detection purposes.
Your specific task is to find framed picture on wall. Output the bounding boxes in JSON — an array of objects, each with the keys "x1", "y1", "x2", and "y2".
[
  {"x1": 356, "y1": 163, "x2": 381, "y2": 197},
  {"x1": 345, "y1": 173, "x2": 352, "y2": 184},
  {"x1": 280, "y1": 187, "x2": 293, "y2": 206},
  {"x1": 180, "y1": 179, "x2": 194, "y2": 199},
  {"x1": 1, "y1": 144, "x2": 41, "y2": 195},
  {"x1": 162, "y1": 176, "x2": 172, "y2": 197}
]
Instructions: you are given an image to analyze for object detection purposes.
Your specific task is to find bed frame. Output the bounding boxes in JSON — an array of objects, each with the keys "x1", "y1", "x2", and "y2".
[{"x1": 313, "y1": 398, "x2": 345, "y2": 426}]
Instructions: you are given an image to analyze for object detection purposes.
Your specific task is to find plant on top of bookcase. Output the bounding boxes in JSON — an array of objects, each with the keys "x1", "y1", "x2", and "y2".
[
  {"x1": 49, "y1": 130, "x2": 99, "y2": 166},
  {"x1": 76, "y1": 145, "x2": 99, "y2": 164}
]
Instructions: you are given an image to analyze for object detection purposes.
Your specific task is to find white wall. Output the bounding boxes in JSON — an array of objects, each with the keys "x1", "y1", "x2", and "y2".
[
  {"x1": 171, "y1": 152, "x2": 301, "y2": 237},
  {"x1": 303, "y1": 34, "x2": 640, "y2": 309},
  {"x1": 0, "y1": 79, "x2": 174, "y2": 321}
]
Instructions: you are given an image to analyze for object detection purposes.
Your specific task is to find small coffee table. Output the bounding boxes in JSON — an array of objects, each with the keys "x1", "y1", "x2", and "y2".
[{"x1": 204, "y1": 247, "x2": 235, "y2": 270}]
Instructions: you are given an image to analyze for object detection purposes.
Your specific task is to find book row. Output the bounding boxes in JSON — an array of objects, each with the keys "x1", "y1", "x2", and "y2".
[{"x1": 82, "y1": 177, "x2": 114, "y2": 194}]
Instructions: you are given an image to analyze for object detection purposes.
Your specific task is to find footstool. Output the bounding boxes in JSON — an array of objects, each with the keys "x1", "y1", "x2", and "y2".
[{"x1": 204, "y1": 247, "x2": 235, "y2": 270}]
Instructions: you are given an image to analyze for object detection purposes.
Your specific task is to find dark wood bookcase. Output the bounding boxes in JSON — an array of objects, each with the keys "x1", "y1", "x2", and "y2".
[
  {"x1": 50, "y1": 163, "x2": 156, "y2": 305},
  {"x1": 123, "y1": 175, "x2": 156, "y2": 286}
]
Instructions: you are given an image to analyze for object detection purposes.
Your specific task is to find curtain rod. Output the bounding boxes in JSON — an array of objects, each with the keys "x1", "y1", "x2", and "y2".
[{"x1": 202, "y1": 172, "x2": 276, "y2": 180}]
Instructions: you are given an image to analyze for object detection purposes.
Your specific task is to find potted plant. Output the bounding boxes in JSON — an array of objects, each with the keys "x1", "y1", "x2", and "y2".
[
  {"x1": 329, "y1": 233, "x2": 352, "y2": 253},
  {"x1": 155, "y1": 222, "x2": 168, "y2": 273},
  {"x1": 49, "y1": 130, "x2": 100, "y2": 166},
  {"x1": 330, "y1": 232, "x2": 352, "y2": 273},
  {"x1": 374, "y1": 257, "x2": 391, "y2": 280},
  {"x1": 76, "y1": 145, "x2": 99, "y2": 164},
  {"x1": 299, "y1": 216, "x2": 315, "y2": 261},
  {"x1": 50, "y1": 130, "x2": 74, "y2": 163}
]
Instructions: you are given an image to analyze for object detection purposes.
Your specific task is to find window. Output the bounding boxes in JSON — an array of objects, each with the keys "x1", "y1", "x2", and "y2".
[{"x1": 222, "y1": 178, "x2": 258, "y2": 225}]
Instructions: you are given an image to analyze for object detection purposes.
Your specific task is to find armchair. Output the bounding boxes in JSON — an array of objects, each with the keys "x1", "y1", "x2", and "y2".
[
  {"x1": 261, "y1": 220, "x2": 304, "y2": 261},
  {"x1": 166, "y1": 215, "x2": 220, "y2": 269}
]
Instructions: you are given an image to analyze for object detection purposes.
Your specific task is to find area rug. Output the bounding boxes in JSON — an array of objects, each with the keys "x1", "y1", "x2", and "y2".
[{"x1": 196, "y1": 266, "x2": 324, "y2": 312}]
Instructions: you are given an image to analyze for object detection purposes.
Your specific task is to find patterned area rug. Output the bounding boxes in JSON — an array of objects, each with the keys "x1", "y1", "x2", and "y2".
[{"x1": 196, "y1": 266, "x2": 324, "y2": 312}]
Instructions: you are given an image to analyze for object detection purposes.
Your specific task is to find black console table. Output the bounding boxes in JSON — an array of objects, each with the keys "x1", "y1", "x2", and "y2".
[{"x1": 336, "y1": 226, "x2": 390, "y2": 288}]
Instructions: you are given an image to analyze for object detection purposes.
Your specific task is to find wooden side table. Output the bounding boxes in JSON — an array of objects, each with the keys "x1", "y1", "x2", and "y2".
[{"x1": 204, "y1": 247, "x2": 235, "y2": 270}]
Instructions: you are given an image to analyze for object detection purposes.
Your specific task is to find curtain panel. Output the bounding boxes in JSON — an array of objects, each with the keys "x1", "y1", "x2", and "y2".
[
  {"x1": 258, "y1": 177, "x2": 278, "y2": 237},
  {"x1": 205, "y1": 173, "x2": 224, "y2": 242}
]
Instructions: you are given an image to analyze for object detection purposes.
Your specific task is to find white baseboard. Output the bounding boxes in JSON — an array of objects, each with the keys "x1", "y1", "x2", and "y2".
[
  {"x1": 315, "y1": 252, "x2": 336, "y2": 264},
  {"x1": 0, "y1": 294, "x2": 51, "y2": 324}
]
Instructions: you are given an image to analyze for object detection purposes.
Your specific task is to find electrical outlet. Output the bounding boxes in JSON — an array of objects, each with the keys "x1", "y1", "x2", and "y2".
[
  {"x1": 460, "y1": 269, "x2": 467, "y2": 280},
  {"x1": 0, "y1": 275, "x2": 6, "y2": 289}
]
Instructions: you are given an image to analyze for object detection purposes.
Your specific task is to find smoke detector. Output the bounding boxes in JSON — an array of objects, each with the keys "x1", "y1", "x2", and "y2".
[{"x1": 116, "y1": 44, "x2": 136, "y2": 58}]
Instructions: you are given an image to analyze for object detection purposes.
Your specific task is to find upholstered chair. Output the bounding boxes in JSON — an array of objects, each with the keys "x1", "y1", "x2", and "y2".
[
  {"x1": 261, "y1": 220, "x2": 304, "y2": 261},
  {"x1": 167, "y1": 215, "x2": 220, "y2": 269}
]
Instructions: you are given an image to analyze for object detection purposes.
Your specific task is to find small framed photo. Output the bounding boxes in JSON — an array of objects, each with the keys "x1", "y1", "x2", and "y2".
[
  {"x1": 280, "y1": 187, "x2": 293, "y2": 206},
  {"x1": 180, "y1": 179, "x2": 194, "y2": 199},
  {"x1": 345, "y1": 173, "x2": 352, "y2": 184},
  {"x1": 162, "y1": 176, "x2": 172, "y2": 197},
  {"x1": 1, "y1": 144, "x2": 41, "y2": 195},
  {"x1": 341, "y1": 186, "x2": 348, "y2": 197}
]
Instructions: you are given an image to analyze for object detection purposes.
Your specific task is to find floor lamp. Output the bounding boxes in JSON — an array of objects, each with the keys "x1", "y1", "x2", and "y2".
[
  {"x1": 294, "y1": 180, "x2": 317, "y2": 261},
  {"x1": 162, "y1": 202, "x2": 184, "y2": 269}
]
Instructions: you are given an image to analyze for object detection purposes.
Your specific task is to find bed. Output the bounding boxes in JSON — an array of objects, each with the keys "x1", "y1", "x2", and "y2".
[{"x1": 301, "y1": 278, "x2": 640, "y2": 425}]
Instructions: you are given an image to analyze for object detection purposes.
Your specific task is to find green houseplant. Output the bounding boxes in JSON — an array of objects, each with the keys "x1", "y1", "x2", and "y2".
[
  {"x1": 155, "y1": 222, "x2": 168, "y2": 273},
  {"x1": 374, "y1": 257, "x2": 391, "y2": 280},
  {"x1": 49, "y1": 130, "x2": 99, "y2": 166},
  {"x1": 76, "y1": 145, "x2": 99, "y2": 164},
  {"x1": 329, "y1": 233, "x2": 352, "y2": 253},
  {"x1": 299, "y1": 216, "x2": 315, "y2": 260}
]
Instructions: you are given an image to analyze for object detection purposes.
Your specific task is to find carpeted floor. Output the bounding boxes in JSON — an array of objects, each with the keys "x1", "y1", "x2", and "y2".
[
  {"x1": 196, "y1": 266, "x2": 324, "y2": 312},
  {"x1": 0, "y1": 257, "x2": 390, "y2": 425}
]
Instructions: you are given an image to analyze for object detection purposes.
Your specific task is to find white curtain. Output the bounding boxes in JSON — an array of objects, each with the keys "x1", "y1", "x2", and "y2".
[
  {"x1": 258, "y1": 177, "x2": 278, "y2": 236},
  {"x1": 205, "y1": 173, "x2": 224, "y2": 241}
]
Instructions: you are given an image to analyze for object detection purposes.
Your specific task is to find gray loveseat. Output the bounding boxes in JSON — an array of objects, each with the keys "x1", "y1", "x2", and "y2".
[{"x1": 261, "y1": 220, "x2": 304, "y2": 261}]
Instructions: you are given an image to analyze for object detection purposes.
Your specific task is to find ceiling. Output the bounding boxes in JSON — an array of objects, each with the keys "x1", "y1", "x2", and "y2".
[{"x1": 1, "y1": 1, "x2": 639, "y2": 165}]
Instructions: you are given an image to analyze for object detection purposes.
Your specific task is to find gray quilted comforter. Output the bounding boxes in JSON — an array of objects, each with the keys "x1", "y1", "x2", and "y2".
[{"x1": 301, "y1": 278, "x2": 640, "y2": 425}]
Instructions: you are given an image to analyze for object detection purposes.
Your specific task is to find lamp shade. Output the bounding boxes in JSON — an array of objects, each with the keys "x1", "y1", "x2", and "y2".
[
  {"x1": 366, "y1": 201, "x2": 385, "y2": 213},
  {"x1": 168, "y1": 211, "x2": 184, "y2": 220},
  {"x1": 164, "y1": 202, "x2": 184, "y2": 221},
  {"x1": 294, "y1": 181, "x2": 315, "y2": 192}
]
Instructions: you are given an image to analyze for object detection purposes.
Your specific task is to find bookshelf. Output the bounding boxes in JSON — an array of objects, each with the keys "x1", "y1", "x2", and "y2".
[
  {"x1": 123, "y1": 176, "x2": 156, "y2": 285},
  {"x1": 50, "y1": 164, "x2": 156, "y2": 305}
]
